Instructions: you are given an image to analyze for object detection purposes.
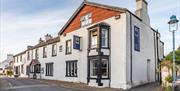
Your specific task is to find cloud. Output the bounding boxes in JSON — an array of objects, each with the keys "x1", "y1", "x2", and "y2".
[{"x1": 0, "y1": 8, "x2": 73, "y2": 61}]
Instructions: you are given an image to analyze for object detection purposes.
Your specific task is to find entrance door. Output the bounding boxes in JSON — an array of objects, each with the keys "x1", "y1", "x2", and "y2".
[{"x1": 147, "y1": 59, "x2": 151, "y2": 81}]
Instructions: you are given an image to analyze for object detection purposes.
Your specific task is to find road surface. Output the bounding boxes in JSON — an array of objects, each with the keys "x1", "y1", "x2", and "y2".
[{"x1": 0, "y1": 78, "x2": 78, "y2": 91}]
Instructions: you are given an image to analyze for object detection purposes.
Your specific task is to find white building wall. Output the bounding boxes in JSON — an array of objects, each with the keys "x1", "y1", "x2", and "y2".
[
  {"x1": 126, "y1": 12, "x2": 156, "y2": 87},
  {"x1": 109, "y1": 13, "x2": 128, "y2": 89}
]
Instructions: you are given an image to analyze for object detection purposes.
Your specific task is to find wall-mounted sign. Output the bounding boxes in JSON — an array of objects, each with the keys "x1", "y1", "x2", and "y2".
[{"x1": 73, "y1": 35, "x2": 81, "y2": 50}]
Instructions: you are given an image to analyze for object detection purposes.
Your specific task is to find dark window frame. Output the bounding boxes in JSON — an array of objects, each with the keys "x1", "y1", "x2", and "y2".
[
  {"x1": 43, "y1": 47, "x2": 47, "y2": 58},
  {"x1": 134, "y1": 26, "x2": 140, "y2": 52},
  {"x1": 88, "y1": 56, "x2": 109, "y2": 79},
  {"x1": 45, "y1": 63, "x2": 54, "y2": 76},
  {"x1": 65, "y1": 40, "x2": 72, "y2": 55},
  {"x1": 66, "y1": 60, "x2": 78, "y2": 77},
  {"x1": 88, "y1": 25, "x2": 110, "y2": 50},
  {"x1": 52, "y1": 44, "x2": 57, "y2": 57}
]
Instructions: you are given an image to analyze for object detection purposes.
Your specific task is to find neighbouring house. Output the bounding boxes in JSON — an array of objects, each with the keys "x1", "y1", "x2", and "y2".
[
  {"x1": 13, "y1": 0, "x2": 164, "y2": 89},
  {"x1": 0, "y1": 54, "x2": 14, "y2": 75}
]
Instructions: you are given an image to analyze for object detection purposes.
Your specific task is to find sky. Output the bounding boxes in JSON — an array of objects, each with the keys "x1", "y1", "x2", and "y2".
[{"x1": 0, "y1": 0, "x2": 180, "y2": 62}]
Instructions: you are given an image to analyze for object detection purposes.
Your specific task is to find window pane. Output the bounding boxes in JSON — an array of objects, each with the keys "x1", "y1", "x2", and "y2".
[
  {"x1": 101, "y1": 29, "x2": 108, "y2": 47},
  {"x1": 90, "y1": 30, "x2": 98, "y2": 48},
  {"x1": 101, "y1": 59, "x2": 108, "y2": 76},
  {"x1": 134, "y1": 26, "x2": 140, "y2": 51},
  {"x1": 90, "y1": 59, "x2": 98, "y2": 76}
]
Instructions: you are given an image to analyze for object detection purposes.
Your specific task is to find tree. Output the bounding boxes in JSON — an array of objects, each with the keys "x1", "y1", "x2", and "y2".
[{"x1": 165, "y1": 46, "x2": 180, "y2": 65}]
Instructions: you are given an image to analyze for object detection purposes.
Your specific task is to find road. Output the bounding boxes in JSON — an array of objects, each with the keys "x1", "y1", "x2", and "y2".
[{"x1": 0, "y1": 78, "x2": 78, "y2": 91}]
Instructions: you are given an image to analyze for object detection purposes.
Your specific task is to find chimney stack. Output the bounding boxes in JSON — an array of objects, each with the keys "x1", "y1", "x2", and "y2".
[
  {"x1": 39, "y1": 37, "x2": 44, "y2": 43},
  {"x1": 45, "y1": 34, "x2": 53, "y2": 41},
  {"x1": 27, "y1": 46, "x2": 33, "y2": 50},
  {"x1": 135, "y1": 0, "x2": 150, "y2": 25}
]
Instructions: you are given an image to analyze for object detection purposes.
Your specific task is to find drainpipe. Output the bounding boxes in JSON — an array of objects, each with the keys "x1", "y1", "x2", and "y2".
[{"x1": 130, "y1": 13, "x2": 133, "y2": 86}]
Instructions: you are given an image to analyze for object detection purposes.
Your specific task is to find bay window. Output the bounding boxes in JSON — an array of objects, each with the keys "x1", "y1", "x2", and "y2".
[
  {"x1": 90, "y1": 58, "x2": 109, "y2": 78},
  {"x1": 90, "y1": 29, "x2": 98, "y2": 48},
  {"x1": 89, "y1": 25, "x2": 109, "y2": 49}
]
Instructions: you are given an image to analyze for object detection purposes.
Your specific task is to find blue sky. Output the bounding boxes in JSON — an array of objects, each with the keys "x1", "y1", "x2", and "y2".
[{"x1": 0, "y1": 0, "x2": 180, "y2": 62}]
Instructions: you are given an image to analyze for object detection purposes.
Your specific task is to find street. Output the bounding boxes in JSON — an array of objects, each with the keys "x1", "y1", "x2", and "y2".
[
  {"x1": 0, "y1": 78, "x2": 77, "y2": 91},
  {"x1": 0, "y1": 77, "x2": 163, "y2": 91}
]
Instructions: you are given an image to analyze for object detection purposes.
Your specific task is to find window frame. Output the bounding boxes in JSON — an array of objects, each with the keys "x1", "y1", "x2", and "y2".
[
  {"x1": 43, "y1": 46, "x2": 47, "y2": 58},
  {"x1": 100, "y1": 27, "x2": 109, "y2": 48},
  {"x1": 80, "y1": 13, "x2": 92, "y2": 27},
  {"x1": 45, "y1": 63, "x2": 54, "y2": 76},
  {"x1": 52, "y1": 44, "x2": 57, "y2": 57},
  {"x1": 65, "y1": 40, "x2": 72, "y2": 55},
  {"x1": 88, "y1": 56, "x2": 109, "y2": 79},
  {"x1": 134, "y1": 26, "x2": 140, "y2": 52},
  {"x1": 65, "y1": 60, "x2": 78, "y2": 77},
  {"x1": 89, "y1": 28, "x2": 99, "y2": 49}
]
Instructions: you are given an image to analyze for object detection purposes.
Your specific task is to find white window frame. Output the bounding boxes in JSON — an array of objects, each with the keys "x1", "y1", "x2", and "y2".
[{"x1": 80, "y1": 13, "x2": 92, "y2": 27}]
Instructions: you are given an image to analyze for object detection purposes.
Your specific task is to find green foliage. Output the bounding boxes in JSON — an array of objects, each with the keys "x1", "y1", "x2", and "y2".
[
  {"x1": 165, "y1": 46, "x2": 180, "y2": 65},
  {"x1": 165, "y1": 75, "x2": 173, "y2": 83},
  {"x1": 164, "y1": 86, "x2": 172, "y2": 91},
  {"x1": 7, "y1": 70, "x2": 13, "y2": 77}
]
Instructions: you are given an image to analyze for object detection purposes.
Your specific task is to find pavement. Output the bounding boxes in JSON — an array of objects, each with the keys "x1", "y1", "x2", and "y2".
[
  {"x1": 0, "y1": 77, "x2": 78, "y2": 91},
  {"x1": 0, "y1": 77, "x2": 165, "y2": 91}
]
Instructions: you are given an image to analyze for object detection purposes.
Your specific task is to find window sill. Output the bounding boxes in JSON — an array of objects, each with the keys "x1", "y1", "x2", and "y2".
[
  {"x1": 45, "y1": 75, "x2": 54, "y2": 76},
  {"x1": 65, "y1": 75, "x2": 77, "y2": 77},
  {"x1": 52, "y1": 55, "x2": 57, "y2": 57},
  {"x1": 65, "y1": 52, "x2": 72, "y2": 55}
]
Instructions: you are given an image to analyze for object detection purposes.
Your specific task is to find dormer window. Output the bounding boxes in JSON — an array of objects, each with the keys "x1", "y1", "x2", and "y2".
[{"x1": 80, "y1": 13, "x2": 92, "y2": 27}]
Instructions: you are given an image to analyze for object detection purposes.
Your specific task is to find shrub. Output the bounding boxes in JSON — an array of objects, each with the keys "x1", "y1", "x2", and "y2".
[
  {"x1": 165, "y1": 75, "x2": 173, "y2": 83},
  {"x1": 7, "y1": 70, "x2": 13, "y2": 77}
]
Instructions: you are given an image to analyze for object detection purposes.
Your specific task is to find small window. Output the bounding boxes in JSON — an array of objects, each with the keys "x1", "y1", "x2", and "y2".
[
  {"x1": 134, "y1": 26, "x2": 140, "y2": 51},
  {"x1": 80, "y1": 13, "x2": 92, "y2": 27},
  {"x1": 35, "y1": 49, "x2": 39, "y2": 59},
  {"x1": 20, "y1": 56, "x2": 22, "y2": 62},
  {"x1": 66, "y1": 61, "x2": 77, "y2": 77},
  {"x1": 43, "y1": 47, "x2": 47, "y2": 58},
  {"x1": 59, "y1": 45, "x2": 63, "y2": 52},
  {"x1": 90, "y1": 29, "x2": 98, "y2": 48},
  {"x1": 52, "y1": 44, "x2": 57, "y2": 57},
  {"x1": 46, "y1": 63, "x2": 53, "y2": 76},
  {"x1": 66, "y1": 40, "x2": 72, "y2": 54}
]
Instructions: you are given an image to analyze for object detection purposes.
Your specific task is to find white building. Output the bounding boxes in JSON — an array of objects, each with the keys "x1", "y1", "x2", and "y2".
[
  {"x1": 0, "y1": 54, "x2": 13, "y2": 75},
  {"x1": 13, "y1": 0, "x2": 164, "y2": 89}
]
